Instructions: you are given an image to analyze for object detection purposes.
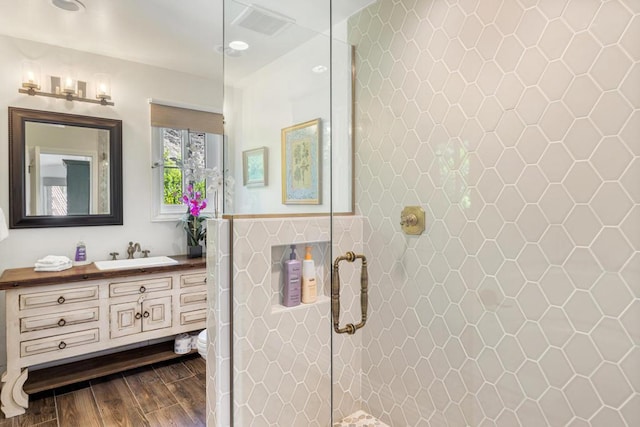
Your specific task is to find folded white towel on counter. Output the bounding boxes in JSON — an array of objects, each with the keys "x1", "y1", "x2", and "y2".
[
  {"x1": 34, "y1": 255, "x2": 73, "y2": 272},
  {"x1": 35, "y1": 255, "x2": 72, "y2": 266},
  {"x1": 34, "y1": 260, "x2": 73, "y2": 272}
]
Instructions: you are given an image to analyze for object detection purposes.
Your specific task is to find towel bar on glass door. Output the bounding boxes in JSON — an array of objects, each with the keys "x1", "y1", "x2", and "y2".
[{"x1": 332, "y1": 252, "x2": 368, "y2": 335}]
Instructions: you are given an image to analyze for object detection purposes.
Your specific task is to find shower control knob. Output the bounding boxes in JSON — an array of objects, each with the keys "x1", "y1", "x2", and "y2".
[
  {"x1": 400, "y1": 214, "x2": 418, "y2": 227},
  {"x1": 400, "y1": 206, "x2": 425, "y2": 235}
]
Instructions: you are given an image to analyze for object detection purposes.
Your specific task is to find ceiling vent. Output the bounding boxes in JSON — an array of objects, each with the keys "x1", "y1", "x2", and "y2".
[{"x1": 231, "y1": 5, "x2": 294, "y2": 37}]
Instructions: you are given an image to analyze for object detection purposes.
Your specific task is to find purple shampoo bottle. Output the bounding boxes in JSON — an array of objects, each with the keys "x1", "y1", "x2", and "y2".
[{"x1": 283, "y1": 245, "x2": 301, "y2": 307}]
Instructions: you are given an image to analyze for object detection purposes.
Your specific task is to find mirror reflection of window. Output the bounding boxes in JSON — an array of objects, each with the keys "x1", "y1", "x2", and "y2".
[
  {"x1": 36, "y1": 153, "x2": 92, "y2": 216},
  {"x1": 43, "y1": 178, "x2": 67, "y2": 216}
]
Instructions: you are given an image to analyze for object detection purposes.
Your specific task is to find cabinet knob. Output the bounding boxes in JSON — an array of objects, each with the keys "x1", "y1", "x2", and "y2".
[
  {"x1": 58, "y1": 341, "x2": 67, "y2": 350},
  {"x1": 139, "y1": 286, "x2": 146, "y2": 293},
  {"x1": 135, "y1": 312, "x2": 142, "y2": 319},
  {"x1": 143, "y1": 311, "x2": 150, "y2": 318},
  {"x1": 58, "y1": 318, "x2": 66, "y2": 327},
  {"x1": 57, "y1": 296, "x2": 65, "y2": 304}
]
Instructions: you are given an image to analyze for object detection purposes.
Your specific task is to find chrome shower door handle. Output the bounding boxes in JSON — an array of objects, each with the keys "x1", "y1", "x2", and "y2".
[{"x1": 332, "y1": 252, "x2": 368, "y2": 335}]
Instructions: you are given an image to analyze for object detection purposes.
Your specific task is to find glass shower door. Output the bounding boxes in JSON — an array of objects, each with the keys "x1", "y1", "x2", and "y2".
[{"x1": 222, "y1": 0, "x2": 333, "y2": 425}]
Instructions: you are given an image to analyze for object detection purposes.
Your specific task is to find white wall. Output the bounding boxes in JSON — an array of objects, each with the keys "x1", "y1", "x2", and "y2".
[
  {"x1": 0, "y1": 34, "x2": 223, "y2": 369},
  {"x1": 225, "y1": 31, "x2": 353, "y2": 214}
]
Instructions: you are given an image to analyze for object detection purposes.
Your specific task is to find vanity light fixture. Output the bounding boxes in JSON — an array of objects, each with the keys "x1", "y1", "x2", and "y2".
[
  {"x1": 18, "y1": 67, "x2": 114, "y2": 106},
  {"x1": 21, "y1": 61, "x2": 41, "y2": 94},
  {"x1": 94, "y1": 73, "x2": 112, "y2": 104},
  {"x1": 61, "y1": 71, "x2": 77, "y2": 96}
]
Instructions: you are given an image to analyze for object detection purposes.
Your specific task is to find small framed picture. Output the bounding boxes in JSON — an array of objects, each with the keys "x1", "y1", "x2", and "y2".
[
  {"x1": 281, "y1": 119, "x2": 321, "y2": 204},
  {"x1": 242, "y1": 147, "x2": 268, "y2": 187}
]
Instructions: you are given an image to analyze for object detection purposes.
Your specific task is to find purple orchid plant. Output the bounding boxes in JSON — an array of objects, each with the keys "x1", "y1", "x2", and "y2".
[{"x1": 180, "y1": 184, "x2": 208, "y2": 247}]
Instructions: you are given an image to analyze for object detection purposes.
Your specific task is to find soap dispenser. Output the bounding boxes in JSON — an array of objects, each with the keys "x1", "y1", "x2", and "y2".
[
  {"x1": 74, "y1": 241, "x2": 89, "y2": 265},
  {"x1": 301, "y1": 245, "x2": 317, "y2": 304},
  {"x1": 283, "y1": 245, "x2": 301, "y2": 307}
]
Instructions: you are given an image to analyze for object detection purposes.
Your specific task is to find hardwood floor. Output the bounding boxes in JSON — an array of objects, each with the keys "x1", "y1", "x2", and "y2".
[{"x1": 0, "y1": 355, "x2": 206, "y2": 427}]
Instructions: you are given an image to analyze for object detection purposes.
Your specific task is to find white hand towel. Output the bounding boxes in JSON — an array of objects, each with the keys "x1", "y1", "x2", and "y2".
[
  {"x1": 0, "y1": 207, "x2": 8, "y2": 242},
  {"x1": 34, "y1": 261, "x2": 73, "y2": 272},
  {"x1": 35, "y1": 255, "x2": 72, "y2": 266}
]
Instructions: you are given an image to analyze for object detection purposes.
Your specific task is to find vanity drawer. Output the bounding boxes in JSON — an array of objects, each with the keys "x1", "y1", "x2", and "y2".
[
  {"x1": 19, "y1": 286, "x2": 99, "y2": 310},
  {"x1": 180, "y1": 309, "x2": 206, "y2": 326},
  {"x1": 20, "y1": 329, "x2": 100, "y2": 357},
  {"x1": 180, "y1": 272, "x2": 206, "y2": 289},
  {"x1": 20, "y1": 307, "x2": 100, "y2": 333},
  {"x1": 109, "y1": 277, "x2": 172, "y2": 297},
  {"x1": 180, "y1": 290, "x2": 207, "y2": 306}
]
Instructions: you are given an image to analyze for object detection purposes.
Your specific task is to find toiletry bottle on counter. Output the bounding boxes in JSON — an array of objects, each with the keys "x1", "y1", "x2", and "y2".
[
  {"x1": 283, "y1": 245, "x2": 301, "y2": 307},
  {"x1": 74, "y1": 241, "x2": 87, "y2": 264},
  {"x1": 302, "y1": 245, "x2": 317, "y2": 304}
]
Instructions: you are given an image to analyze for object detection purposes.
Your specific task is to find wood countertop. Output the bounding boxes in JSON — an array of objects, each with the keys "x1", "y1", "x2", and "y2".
[{"x1": 0, "y1": 255, "x2": 206, "y2": 290}]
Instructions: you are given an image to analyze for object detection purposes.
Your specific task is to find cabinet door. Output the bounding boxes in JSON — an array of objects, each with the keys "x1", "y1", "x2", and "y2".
[
  {"x1": 110, "y1": 301, "x2": 140, "y2": 339},
  {"x1": 142, "y1": 296, "x2": 172, "y2": 332}
]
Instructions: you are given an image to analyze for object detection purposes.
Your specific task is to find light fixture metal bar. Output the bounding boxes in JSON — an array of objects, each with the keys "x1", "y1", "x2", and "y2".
[{"x1": 18, "y1": 88, "x2": 114, "y2": 106}]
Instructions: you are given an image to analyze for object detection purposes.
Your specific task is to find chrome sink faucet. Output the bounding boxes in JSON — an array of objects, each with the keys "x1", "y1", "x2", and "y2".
[{"x1": 127, "y1": 242, "x2": 141, "y2": 259}]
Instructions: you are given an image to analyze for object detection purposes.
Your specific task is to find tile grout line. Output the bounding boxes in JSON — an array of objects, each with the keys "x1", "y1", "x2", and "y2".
[
  {"x1": 88, "y1": 378, "x2": 107, "y2": 427},
  {"x1": 122, "y1": 369, "x2": 151, "y2": 421},
  {"x1": 53, "y1": 388, "x2": 60, "y2": 427},
  {"x1": 160, "y1": 361, "x2": 201, "y2": 426}
]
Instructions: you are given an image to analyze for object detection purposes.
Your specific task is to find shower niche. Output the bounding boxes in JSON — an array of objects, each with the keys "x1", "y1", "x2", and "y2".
[{"x1": 270, "y1": 241, "x2": 330, "y2": 313}]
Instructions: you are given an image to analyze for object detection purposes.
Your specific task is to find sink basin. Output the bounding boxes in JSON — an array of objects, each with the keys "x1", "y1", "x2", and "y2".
[{"x1": 94, "y1": 256, "x2": 179, "y2": 271}]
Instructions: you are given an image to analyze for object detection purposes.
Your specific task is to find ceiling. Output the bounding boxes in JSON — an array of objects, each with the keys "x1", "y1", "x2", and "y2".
[{"x1": 0, "y1": 0, "x2": 374, "y2": 83}]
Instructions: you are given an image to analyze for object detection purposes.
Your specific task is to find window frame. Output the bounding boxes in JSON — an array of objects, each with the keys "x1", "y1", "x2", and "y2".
[{"x1": 151, "y1": 127, "x2": 222, "y2": 221}]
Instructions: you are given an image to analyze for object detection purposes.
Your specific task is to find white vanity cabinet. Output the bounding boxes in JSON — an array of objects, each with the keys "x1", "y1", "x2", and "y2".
[
  {"x1": 109, "y1": 296, "x2": 173, "y2": 338},
  {"x1": 109, "y1": 276, "x2": 174, "y2": 339},
  {"x1": 0, "y1": 257, "x2": 207, "y2": 418}
]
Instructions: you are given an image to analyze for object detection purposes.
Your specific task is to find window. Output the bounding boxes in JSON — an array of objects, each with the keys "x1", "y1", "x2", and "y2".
[
  {"x1": 149, "y1": 101, "x2": 224, "y2": 221},
  {"x1": 152, "y1": 127, "x2": 223, "y2": 220}
]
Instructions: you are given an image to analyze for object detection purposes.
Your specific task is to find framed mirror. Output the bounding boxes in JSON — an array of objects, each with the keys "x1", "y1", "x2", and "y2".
[{"x1": 9, "y1": 107, "x2": 123, "y2": 228}]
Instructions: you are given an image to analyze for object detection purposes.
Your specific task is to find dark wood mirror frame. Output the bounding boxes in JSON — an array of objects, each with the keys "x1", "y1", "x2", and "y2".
[{"x1": 8, "y1": 107, "x2": 123, "y2": 228}]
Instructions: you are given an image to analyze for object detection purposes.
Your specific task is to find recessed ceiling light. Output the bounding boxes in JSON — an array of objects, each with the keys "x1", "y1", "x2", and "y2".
[
  {"x1": 312, "y1": 65, "x2": 328, "y2": 74},
  {"x1": 51, "y1": 0, "x2": 86, "y2": 12},
  {"x1": 228, "y1": 41, "x2": 249, "y2": 51}
]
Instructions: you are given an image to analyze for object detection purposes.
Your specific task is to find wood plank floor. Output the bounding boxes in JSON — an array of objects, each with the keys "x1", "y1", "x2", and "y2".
[{"x1": 0, "y1": 355, "x2": 206, "y2": 427}]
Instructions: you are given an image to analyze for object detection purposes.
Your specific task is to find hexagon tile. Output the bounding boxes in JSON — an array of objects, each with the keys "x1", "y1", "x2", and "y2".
[
  {"x1": 230, "y1": 217, "x2": 364, "y2": 426},
  {"x1": 348, "y1": 0, "x2": 640, "y2": 426},
  {"x1": 209, "y1": 1, "x2": 639, "y2": 426}
]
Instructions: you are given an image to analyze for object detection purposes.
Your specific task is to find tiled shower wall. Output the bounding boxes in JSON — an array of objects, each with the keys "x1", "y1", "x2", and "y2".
[
  {"x1": 350, "y1": 1, "x2": 639, "y2": 426},
  {"x1": 207, "y1": 219, "x2": 231, "y2": 427},
  {"x1": 229, "y1": 216, "x2": 364, "y2": 426}
]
